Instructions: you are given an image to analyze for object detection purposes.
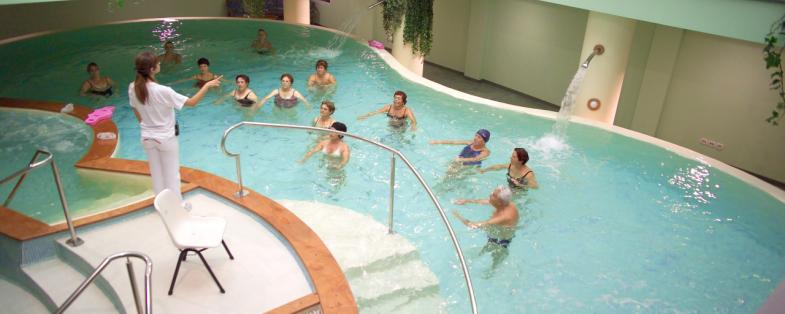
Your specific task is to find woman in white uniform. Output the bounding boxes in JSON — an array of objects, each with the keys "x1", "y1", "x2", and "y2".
[{"x1": 129, "y1": 51, "x2": 221, "y2": 200}]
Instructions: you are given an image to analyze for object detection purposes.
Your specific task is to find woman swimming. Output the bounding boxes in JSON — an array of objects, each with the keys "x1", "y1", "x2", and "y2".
[
  {"x1": 257, "y1": 73, "x2": 310, "y2": 110},
  {"x1": 357, "y1": 90, "x2": 417, "y2": 131},
  {"x1": 480, "y1": 147, "x2": 539, "y2": 189},
  {"x1": 80, "y1": 62, "x2": 114, "y2": 97},
  {"x1": 430, "y1": 129, "x2": 491, "y2": 167},
  {"x1": 300, "y1": 121, "x2": 351, "y2": 169}
]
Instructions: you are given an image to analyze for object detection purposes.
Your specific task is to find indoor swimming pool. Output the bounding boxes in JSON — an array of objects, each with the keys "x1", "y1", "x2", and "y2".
[{"x1": 0, "y1": 18, "x2": 783, "y2": 313}]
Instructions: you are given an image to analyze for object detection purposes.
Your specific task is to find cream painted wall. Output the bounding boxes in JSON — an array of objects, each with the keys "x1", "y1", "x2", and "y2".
[
  {"x1": 615, "y1": 22, "x2": 654, "y2": 129},
  {"x1": 313, "y1": 0, "x2": 376, "y2": 41},
  {"x1": 655, "y1": 31, "x2": 785, "y2": 182},
  {"x1": 481, "y1": 0, "x2": 587, "y2": 105},
  {"x1": 0, "y1": 0, "x2": 226, "y2": 40},
  {"x1": 426, "y1": 0, "x2": 470, "y2": 72}
]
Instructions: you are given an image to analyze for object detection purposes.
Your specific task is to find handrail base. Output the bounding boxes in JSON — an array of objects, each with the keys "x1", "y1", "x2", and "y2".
[
  {"x1": 234, "y1": 189, "x2": 249, "y2": 198},
  {"x1": 66, "y1": 237, "x2": 84, "y2": 247}
]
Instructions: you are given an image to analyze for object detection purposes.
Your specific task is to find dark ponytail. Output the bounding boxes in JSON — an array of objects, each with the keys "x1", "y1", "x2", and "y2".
[{"x1": 134, "y1": 51, "x2": 158, "y2": 104}]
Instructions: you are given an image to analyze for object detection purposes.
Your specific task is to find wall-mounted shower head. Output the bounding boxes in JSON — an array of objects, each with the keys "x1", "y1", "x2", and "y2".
[{"x1": 581, "y1": 44, "x2": 605, "y2": 68}]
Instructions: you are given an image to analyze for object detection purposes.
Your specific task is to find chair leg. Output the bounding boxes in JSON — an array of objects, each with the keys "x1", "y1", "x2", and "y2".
[
  {"x1": 222, "y1": 240, "x2": 234, "y2": 260},
  {"x1": 195, "y1": 250, "x2": 226, "y2": 293},
  {"x1": 169, "y1": 250, "x2": 188, "y2": 295}
]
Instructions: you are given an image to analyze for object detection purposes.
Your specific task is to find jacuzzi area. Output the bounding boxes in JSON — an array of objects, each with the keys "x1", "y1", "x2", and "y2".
[{"x1": 0, "y1": 16, "x2": 783, "y2": 314}]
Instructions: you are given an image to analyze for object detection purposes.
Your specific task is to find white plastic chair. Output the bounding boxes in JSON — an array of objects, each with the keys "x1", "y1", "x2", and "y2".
[{"x1": 153, "y1": 189, "x2": 234, "y2": 295}]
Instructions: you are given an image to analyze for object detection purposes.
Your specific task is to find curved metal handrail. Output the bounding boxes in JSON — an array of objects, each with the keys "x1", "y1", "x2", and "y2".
[
  {"x1": 0, "y1": 149, "x2": 82, "y2": 247},
  {"x1": 56, "y1": 251, "x2": 153, "y2": 314},
  {"x1": 220, "y1": 121, "x2": 478, "y2": 314}
]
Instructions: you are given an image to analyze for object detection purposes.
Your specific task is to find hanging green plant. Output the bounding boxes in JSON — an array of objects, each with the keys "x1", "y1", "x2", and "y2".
[
  {"x1": 403, "y1": 0, "x2": 433, "y2": 56},
  {"x1": 382, "y1": 0, "x2": 405, "y2": 40},
  {"x1": 243, "y1": 0, "x2": 265, "y2": 18},
  {"x1": 382, "y1": 0, "x2": 434, "y2": 56},
  {"x1": 763, "y1": 14, "x2": 785, "y2": 125}
]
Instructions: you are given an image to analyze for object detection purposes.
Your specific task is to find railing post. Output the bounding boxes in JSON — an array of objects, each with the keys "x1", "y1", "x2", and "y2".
[
  {"x1": 2, "y1": 151, "x2": 41, "y2": 207},
  {"x1": 126, "y1": 257, "x2": 143, "y2": 314},
  {"x1": 50, "y1": 157, "x2": 83, "y2": 247},
  {"x1": 387, "y1": 154, "x2": 395, "y2": 234},
  {"x1": 234, "y1": 155, "x2": 248, "y2": 198}
]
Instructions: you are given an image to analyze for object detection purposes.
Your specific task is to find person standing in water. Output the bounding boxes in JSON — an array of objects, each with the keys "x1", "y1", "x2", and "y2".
[
  {"x1": 157, "y1": 41, "x2": 182, "y2": 65},
  {"x1": 453, "y1": 185, "x2": 519, "y2": 271},
  {"x1": 80, "y1": 62, "x2": 115, "y2": 97}
]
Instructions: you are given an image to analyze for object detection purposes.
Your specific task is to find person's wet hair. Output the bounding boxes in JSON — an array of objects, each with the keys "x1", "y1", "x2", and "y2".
[
  {"x1": 235, "y1": 74, "x2": 250, "y2": 84},
  {"x1": 86, "y1": 62, "x2": 98, "y2": 72},
  {"x1": 514, "y1": 148, "x2": 529, "y2": 165},
  {"x1": 322, "y1": 100, "x2": 335, "y2": 113},
  {"x1": 330, "y1": 121, "x2": 347, "y2": 138},
  {"x1": 394, "y1": 90, "x2": 407, "y2": 104},
  {"x1": 197, "y1": 57, "x2": 210, "y2": 66},
  {"x1": 316, "y1": 59, "x2": 328, "y2": 69},
  {"x1": 280, "y1": 73, "x2": 294, "y2": 83}
]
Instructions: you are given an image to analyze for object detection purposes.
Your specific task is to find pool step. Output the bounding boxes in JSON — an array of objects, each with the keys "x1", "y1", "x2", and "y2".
[
  {"x1": 22, "y1": 257, "x2": 118, "y2": 313},
  {"x1": 360, "y1": 291, "x2": 447, "y2": 314},
  {"x1": 0, "y1": 275, "x2": 50, "y2": 314},
  {"x1": 350, "y1": 258, "x2": 440, "y2": 303},
  {"x1": 281, "y1": 200, "x2": 447, "y2": 313}
]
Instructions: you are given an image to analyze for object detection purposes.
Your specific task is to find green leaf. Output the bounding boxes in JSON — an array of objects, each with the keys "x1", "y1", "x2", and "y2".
[
  {"x1": 773, "y1": 111, "x2": 780, "y2": 117},
  {"x1": 777, "y1": 102, "x2": 785, "y2": 109},
  {"x1": 766, "y1": 54, "x2": 781, "y2": 68}
]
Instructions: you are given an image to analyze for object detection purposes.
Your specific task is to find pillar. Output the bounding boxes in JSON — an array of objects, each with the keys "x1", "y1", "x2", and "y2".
[
  {"x1": 573, "y1": 12, "x2": 636, "y2": 124},
  {"x1": 391, "y1": 16, "x2": 425, "y2": 76},
  {"x1": 283, "y1": 0, "x2": 310, "y2": 25}
]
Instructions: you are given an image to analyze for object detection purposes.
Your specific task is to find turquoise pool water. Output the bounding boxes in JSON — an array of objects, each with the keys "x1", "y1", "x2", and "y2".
[
  {"x1": 0, "y1": 19, "x2": 783, "y2": 313},
  {"x1": 0, "y1": 108, "x2": 152, "y2": 224}
]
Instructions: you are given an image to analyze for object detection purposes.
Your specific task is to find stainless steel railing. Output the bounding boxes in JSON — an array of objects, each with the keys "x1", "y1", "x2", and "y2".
[
  {"x1": 0, "y1": 149, "x2": 83, "y2": 246},
  {"x1": 56, "y1": 251, "x2": 153, "y2": 314},
  {"x1": 220, "y1": 122, "x2": 478, "y2": 314}
]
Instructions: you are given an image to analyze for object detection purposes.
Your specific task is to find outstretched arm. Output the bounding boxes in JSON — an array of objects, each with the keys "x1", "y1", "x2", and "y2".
[
  {"x1": 453, "y1": 198, "x2": 490, "y2": 205},
  {"x1": 357, "y1": 105, "x2": 390, "y2": 120},
  {"x1": 299, "y1": 141, "x2": 325, "y2": 164},
  {"x1": 456, "y1": 148, "x2": 490, "y2": 164},
  {"x1": 254, "y1": 89, "x2": 278, "y2": 111},
  {"x1": 429, "y1": 140, "x2": 472, "y2": 145},
  {"x1": 479, "y1": 163, "x2": 509, "y2": 174},
  {"x1": 184, "y1": 76, "x2": 223, "y2": 107}
]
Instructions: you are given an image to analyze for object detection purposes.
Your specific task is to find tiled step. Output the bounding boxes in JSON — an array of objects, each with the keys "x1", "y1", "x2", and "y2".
[
  {"x1": 280, "y1": 200, "x2": 418, "y2": 270},
  {"x1": 351, "y1": 258, "x2": 439, "y2": 302},
  {"x1": 22, "y1": 257, "x2": 118, "y2": 313},
  {"x1": 0, "y1": 275, "x2": 50, "y2": 314},
  {"x1": 361, "y1": 292, "x2": 447, "y2": 314},
  {"x1": 281, "y1": 200, "x2": 446, "y2": 313}
]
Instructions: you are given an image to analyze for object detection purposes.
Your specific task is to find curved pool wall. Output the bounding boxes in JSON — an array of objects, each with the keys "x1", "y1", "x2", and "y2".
[
  {"x1": 0, "y1": 18, "x2": 783, "y2": 313},
  {"x1": 0, "y1": 108, "x2": 153, "y2": 224}
]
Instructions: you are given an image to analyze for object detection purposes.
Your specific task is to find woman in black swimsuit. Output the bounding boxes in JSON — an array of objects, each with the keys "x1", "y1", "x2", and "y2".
[
  {"x1": 357, "y1": 90, "x2": 418, "y2": 131},
  {"x1": 215, "y1": 74, "x2": 257, "y2": 107},
  {"x1": 479, "y1": 147, "x2": 539, "y2": 189},
  {"x1": 80, "y1": 62, "x2": 114, "y2": 97}
]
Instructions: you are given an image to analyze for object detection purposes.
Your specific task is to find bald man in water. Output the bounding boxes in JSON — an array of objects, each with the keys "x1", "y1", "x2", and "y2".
[{"x1": 453, "y1": 185, "x2": 519, "y2": 271}]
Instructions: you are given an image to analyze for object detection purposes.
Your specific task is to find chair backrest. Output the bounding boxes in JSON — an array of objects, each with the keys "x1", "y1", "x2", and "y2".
[{"x1": 153, "y1": 189, "x2": 190, "y2": 247}]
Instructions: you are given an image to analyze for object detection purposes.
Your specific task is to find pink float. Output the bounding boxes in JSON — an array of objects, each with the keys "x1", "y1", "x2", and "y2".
[
  {"x1": 85, "y1": 106, "x2": 115, "y2": 126},
  {"x1": 368, "y1": 40, "x2": 384, "y2": 49}
]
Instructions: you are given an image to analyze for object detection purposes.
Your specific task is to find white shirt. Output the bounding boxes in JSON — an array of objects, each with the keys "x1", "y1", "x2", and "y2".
[{"x1": 128, "y1": 81, "x2": 188, "y2": 140}]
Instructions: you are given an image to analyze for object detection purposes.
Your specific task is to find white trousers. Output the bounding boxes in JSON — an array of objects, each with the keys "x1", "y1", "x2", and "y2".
[{"x1": 142, "y1": 136, "x2": 181, "y2": 200}]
